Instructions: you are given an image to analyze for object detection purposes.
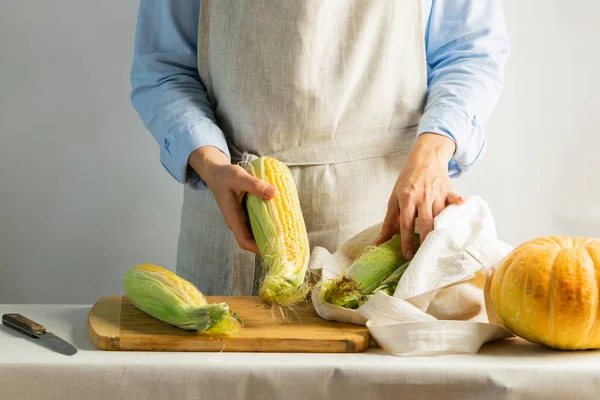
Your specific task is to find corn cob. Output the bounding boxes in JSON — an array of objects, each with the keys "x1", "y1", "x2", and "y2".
[
  {"x1": 244, "y1": 156, "x2": 310, "y2": 307},
  {"x1": 123, "y1": 264, "x2": 243, "y2": 336},
  {"x1": 323, "y1": 234, "x2": 417, "y2": 309}
]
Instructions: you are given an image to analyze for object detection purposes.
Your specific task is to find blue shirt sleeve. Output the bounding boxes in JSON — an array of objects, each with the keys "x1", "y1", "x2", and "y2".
[
  {"x1": 131, "y1": 0, "x2": 510, "y2": 187},
  {"x1": 418, "y1": 0, "x2": 511, "y2": 177},
  {"x1": 130, "y1": 0, "x2": 227, "y2": 190}
]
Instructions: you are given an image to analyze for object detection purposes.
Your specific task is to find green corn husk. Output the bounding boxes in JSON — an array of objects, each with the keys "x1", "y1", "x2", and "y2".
[
  {"x1": 363, "y1": 260, "x2": 411, "y2": 302},
  {"x1": 123, "y1": 264, "x2": 244, "y2": 336},
  {"x1": 372, "y1": 260, "x2": 411, "y2": 295},
  {"x1": 323, "y1": 234, "x2": 418, "y2": 309}
]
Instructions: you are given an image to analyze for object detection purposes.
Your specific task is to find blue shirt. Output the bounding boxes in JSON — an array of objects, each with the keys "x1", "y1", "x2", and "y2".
[{"x1": 130, "y1": 0, "x2": 510, "y2": 190}]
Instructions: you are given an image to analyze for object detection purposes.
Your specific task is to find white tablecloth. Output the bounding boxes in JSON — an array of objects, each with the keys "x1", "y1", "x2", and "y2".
[{"x1": 1, "y1": 304, "x2": 599, "y2": 400}]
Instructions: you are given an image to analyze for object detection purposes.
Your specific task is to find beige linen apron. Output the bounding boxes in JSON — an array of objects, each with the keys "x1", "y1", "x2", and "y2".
[{"x1": 177, "y1": 0, "x2": 428, "y2": 295}]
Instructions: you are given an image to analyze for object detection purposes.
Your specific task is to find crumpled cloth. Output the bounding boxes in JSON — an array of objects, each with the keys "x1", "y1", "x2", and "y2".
[{"x1": 309, "y1": 195, "x2": 515, "y2": 356}]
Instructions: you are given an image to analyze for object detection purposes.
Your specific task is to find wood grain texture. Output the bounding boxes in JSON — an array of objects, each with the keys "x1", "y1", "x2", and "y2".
[
  {"x1": 88, "y1": 295, "x2": 369, "y2": 353},
  {"x1": 87, "y1": 295, "x2": 121, "y2": 351}
]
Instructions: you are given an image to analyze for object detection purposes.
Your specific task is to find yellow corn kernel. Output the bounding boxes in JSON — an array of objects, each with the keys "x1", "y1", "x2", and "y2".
[
  {"x1": 244, "y1": 156, "x2": 310, "y2": 307},
  {"x1": 131, "y1": 263, "x2": 207, "y2": 307}
]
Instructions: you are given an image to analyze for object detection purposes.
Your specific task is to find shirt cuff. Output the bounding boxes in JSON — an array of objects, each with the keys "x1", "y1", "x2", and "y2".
[
  {"x1": 417, "y1": 107, "x2": 486, "y2": 178},
  {"x1": 160, "y1": 121, "x2": 231, "y2": 190}
]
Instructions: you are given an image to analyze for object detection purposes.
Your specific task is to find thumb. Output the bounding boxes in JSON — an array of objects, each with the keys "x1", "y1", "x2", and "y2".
[{"x1": 237, "y1": 172, "x2": 278, "y2": 200}]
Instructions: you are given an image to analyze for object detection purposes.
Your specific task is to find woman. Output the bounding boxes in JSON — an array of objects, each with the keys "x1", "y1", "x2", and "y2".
[{"x1": 130, "y1": 0, "x2": 510, "y2": 295}]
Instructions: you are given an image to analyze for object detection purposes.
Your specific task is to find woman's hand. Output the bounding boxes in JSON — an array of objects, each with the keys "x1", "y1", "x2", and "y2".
[
  {"x1": 376, "y1": 133, "x2": 465, "y2": 258},
  {"x1": 189, "y1": 146, "x2": 277, "y2": 254}
]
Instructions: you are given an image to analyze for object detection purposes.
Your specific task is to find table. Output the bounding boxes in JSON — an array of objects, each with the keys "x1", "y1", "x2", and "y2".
[{"x1": 1, "y1": 304, "x2": 599, "y2": 400}]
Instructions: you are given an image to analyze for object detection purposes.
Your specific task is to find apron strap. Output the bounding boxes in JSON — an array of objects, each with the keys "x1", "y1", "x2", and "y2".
[{"x1": 231, "y1": 127, "x2": 417, "y2": 166}]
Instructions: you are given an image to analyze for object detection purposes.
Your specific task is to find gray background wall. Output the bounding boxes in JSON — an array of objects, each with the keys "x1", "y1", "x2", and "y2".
[{"x1": 1, "y1": 1, "x2": 598, "y2": 304}]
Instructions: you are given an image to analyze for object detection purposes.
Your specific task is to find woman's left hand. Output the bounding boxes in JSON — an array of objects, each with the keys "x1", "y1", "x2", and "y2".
[{"x1": 375, "y1": 133, "x2": 465, "y2": 259}]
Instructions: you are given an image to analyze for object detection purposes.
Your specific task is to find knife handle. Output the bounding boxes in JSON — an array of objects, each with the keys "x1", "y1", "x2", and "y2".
[{"x1": 2, "y1": 313, "x2": 46, "y2": 337}]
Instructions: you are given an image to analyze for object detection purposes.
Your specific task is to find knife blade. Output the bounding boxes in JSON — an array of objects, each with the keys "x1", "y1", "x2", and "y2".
[{"x1": 2, "y1": 313, "x2": 77, "y2": 356}]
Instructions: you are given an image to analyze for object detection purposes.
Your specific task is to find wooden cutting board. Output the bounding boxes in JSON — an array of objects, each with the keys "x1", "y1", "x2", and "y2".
[{"x1": 88, "y1": 295, "x2": 369, "y2": 353}]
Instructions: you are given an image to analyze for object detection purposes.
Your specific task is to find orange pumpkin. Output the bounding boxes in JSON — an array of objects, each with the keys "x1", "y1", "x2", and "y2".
[{"x1": 490, "y1": 236, "x2": 600, "y2": 350}]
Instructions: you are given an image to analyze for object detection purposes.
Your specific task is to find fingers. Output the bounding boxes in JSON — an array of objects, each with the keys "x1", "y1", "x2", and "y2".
[
  {"x1": 223, "y1": 196, "x2": 259, "y2": 254},
  {"x1": 446, "y1": 192, "x2": 465, "y2": 206},
  {"x1": 422, "y1": 191, "x2": 464, "y2": 243},
  {"x1": 236, "y1": 168, "x2": 278, "y2": 200},
  {"x1": 417, "y1": 200, "x2": 434, "y2": 245},
  {"x1": 432, "y1": 197, "x2": 446, "y2": 219},
  {"x1": 234, "y1": 228, "x2": 259, "y2": 254},
  {"x1": 228, "y1": 167, "x2": 274, "y2": 251},
  {"x1": 210, "y1": 165, "x2": 279, "y2": 254},
  {"x1": 375, "y1": 199, "x2": 400, "y2": 245},
  {"x1": 399, "y1": 202, "x2": 417, "y2": 259}
]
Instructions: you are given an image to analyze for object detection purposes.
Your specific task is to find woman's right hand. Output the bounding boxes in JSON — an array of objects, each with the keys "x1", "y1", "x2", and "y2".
[{"x1": 189, "y1": 146, "x2": 278, "y2": 254}]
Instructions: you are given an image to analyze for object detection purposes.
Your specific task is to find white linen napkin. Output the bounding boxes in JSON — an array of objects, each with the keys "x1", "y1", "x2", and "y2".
[{"x1": 309, "y1": 195, "x2": 515, "y2": 355}]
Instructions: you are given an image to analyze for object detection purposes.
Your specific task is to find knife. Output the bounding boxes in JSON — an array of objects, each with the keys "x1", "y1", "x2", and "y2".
[{"x1": 2, "y1": 313, "x2": 77, "y2": 356}]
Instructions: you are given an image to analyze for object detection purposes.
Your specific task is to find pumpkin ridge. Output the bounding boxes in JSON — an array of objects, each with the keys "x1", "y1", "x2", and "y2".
[
  {"x1": 547, "y1": 236, "x2": 565, "y2": 248},
  {"x1": 547, "y1": 252, "x2": 558, "y2": 348},
  {"x1": 519, "y1": 251, "x2": 536, "y2": 340},
  {"x1": 522, "y1": 246, "x2": 555, "y2": 343},
  {"x1": 498, "y1": 251, "x2": 522, "y2": 328},
  {"x1": 585, "y1": 245, "x2": 600, "y2": 348},
  {"x1": 501, "y1": 247, "x2": 534, "y2": 338}
]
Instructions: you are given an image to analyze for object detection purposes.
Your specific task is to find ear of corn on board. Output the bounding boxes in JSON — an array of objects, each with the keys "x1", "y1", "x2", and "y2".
[{"x1": 87, "y1": 295, "x2": 370, "y2": 353}]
